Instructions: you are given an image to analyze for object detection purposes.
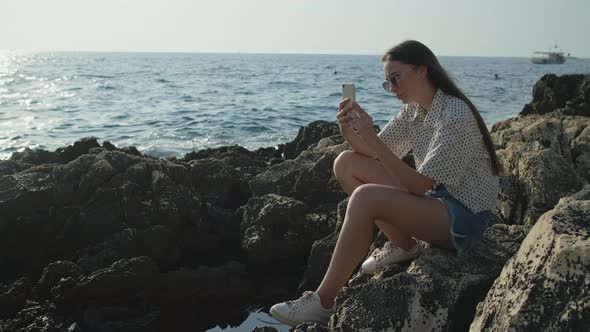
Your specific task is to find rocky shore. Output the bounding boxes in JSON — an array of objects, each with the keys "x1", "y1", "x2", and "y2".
[{"x1": 1, "y1": 74, "x2": 589, "y2": 332}]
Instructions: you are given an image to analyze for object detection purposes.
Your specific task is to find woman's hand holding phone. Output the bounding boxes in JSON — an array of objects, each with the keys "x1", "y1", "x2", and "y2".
[
  {"x1": 337, "y1": 85, "x2": 379, "y2": 158},
  {"x1": 337, "y1": 98, "x2": 354, "y2": 129},
  {"x1": 337, "y1": 99, "x2": 375, "y2": 140}
]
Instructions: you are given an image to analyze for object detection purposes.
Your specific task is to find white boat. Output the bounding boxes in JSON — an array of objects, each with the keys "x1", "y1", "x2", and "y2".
[{"x1": 531, "y1": 45, "x2": 566, "y2": 64}]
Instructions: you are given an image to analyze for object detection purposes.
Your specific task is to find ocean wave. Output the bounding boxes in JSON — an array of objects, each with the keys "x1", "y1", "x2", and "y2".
[
  {"x1": 268, "y1": 80, "x2": 302, "y2": 86},
  {"x1": 79, "y1": 74, "x2": 118, "y2": 79},
  {"x1": 243, "y1": 125, "x2": 273, "y2": 132}
]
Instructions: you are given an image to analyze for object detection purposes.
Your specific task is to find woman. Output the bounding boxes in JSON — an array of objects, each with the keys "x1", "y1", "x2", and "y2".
[{"x1": 269, "y1": 40, "x2": 502, "y2": 327}]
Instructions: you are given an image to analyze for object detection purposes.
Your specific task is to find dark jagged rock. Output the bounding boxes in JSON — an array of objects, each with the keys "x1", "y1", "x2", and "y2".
[
  {"x1": 283, "y1": 121, "x2": 342, "y2": 160},
  {"x1": 0, "y1": 302, "x2": 80, "y2": 332},
  {"x1": 249, "y1": 145, "x2": 348, "y2": 207},
  {"x1": 155, "y1": 261, "x2": 251, "y2": 331},
  {"x1": 58, "y1": 187, "x2": 127, "y2": 255},
  {"x1": 184, "y1": 145, "x2": 269, "y2": 209},
  {"x1": 55, "y1": 137, "x2": 102, "y2": 163},
  {"x1": 0, "y1": 142, "x2": 243, "y2": 286},
  {"x1": 0, "y1": 277, "x2": 32, "y2": 318},
  {"x1": 238, "y1": 194, "x2": 335, "y2": 265},
  {"x1": 75, "y1": 226, "x2": 181, "y2": 274},
  {"x1": 102, "y1": 140, "x2": 142, "y2": 157},
  {"x1": 157, "y1": 260, "x2": 250, "y2": 306},
  {"x1": 182, "y1": 144, "x2": 279, "y2": 165},
  {"x1": 0, "y1": 135, "x2": 328, "y2": 330},
  {"x1": 9, "y1": 137, "x2": 101, "y2": 165},
  {"x1": 0, "y1": 169, "x2": 54, "y2": 217},
  {"x1": 0, "y1": 170, "x2": 60, "y2": 282},
  {"x1": 72, "y1": 256, "x2": 159, "y2": 305},
  {"x1": 189, "y1": 157, "x2": 260, "y2": 209},
  {"x1": 51, "y1": 151, "x2": 143, "y2": 205},
  {"x1": 9, "y1": 147, "x2": 61, "y2": 165},
  {"x1": 82, "y1": 305, "x2": 160, "y2": 332},
  {"x1": 34, "y1": 261, "x2": 81, "y2": 300},
  {"x1": 297, "y1": 231, "x2": 339, "y2": 295},
  {"x1": 150, "y1": 169, "x2": 194, "y2": 229},
  {"x1": 0, "y1": 160, "x2": 34, "y2": 176},
  {"x1": 9, "y1": 137, "x2": 143, "y2": 167},
  {"x1": 297, "y1": 198, "x2": 349, "y2": 293},
  {"x1": 3, "y1": 251, "x2": 251, "y2": 330},
  {"x1": 182, "y1": 145, "x2": 252, "y2": 161},
  {"x1": 521, "y1": 74, "x2": 590, "y2": 116},
  {"x1": 471, "y1": 186, "x2": 590, "y2": 331}
]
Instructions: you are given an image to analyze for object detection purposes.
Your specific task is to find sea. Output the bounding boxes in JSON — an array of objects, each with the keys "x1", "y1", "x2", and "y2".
[
  {"x1": 1, "y1": 52, "x2": 590, "y2": 331},
  {"x1": 1, "y1": 52, "x2": 590, "y2": 161}
]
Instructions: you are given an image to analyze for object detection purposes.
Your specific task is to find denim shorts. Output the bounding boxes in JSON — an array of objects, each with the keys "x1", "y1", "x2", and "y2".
[{"x1": 425, "y1": 185, "x2": 492, "y2": 253}]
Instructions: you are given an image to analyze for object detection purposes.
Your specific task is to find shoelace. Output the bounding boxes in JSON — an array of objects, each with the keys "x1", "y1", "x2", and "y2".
[{"x1": 288, "y1": 291, "x2": 315, "y2": 311}]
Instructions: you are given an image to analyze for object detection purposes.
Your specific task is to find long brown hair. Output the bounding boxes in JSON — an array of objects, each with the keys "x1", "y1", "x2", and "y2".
[{"x1": 381, "y1": 40, "x2": 503, "y2": 176}]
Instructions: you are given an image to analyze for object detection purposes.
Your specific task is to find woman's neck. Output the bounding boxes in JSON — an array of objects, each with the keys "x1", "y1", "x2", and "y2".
[{"x1": 416, "y1": 83, "x2": 437, "y2": 111}]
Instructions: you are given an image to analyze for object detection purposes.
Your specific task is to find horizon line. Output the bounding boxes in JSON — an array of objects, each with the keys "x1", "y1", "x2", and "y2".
[{"x1": 0, "y1": 48, "x2": 552, "y2": 59}]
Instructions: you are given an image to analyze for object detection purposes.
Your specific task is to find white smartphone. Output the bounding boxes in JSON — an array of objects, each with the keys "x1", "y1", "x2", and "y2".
[{"x1": 341, "y1": 83, "x2": 356, "y2": 102}]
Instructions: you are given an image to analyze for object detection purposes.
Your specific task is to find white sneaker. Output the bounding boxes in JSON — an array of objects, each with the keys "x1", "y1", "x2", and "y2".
[
  {"x1": 361, "y1": 240, "x2": 422, "y2": 275},
  {"x1": 269, "y1": 291, "x2": 335, "y2": 327}
]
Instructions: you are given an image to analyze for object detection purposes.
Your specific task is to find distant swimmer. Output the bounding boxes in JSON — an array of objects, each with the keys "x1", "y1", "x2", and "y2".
[
  {"x1": 334, "y1": 70, "x2": 338, "y2": 75},
  {"x1": 494, "y1": 74, "x2": 498, "y2": 80}
]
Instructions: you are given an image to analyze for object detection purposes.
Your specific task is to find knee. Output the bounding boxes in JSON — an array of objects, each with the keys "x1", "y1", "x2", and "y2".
[
  {"x1": 350, "y1": 183, "x2": 378, "y2": 204},
  {"x1": 351, "y1": 183, "x2": 404, "y2": 206},
  {"x1": 333, "y1": 150, "x2": 356, "y2": 180}
]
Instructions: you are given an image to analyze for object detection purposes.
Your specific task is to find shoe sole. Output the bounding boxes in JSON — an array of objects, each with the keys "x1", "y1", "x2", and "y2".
[{"x1": 269, "y1": 307, "x2": 300, "y2": 327}]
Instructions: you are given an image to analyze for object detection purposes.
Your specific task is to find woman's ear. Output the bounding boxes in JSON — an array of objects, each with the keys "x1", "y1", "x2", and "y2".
[{"x1": 418, "y1": 65, "x2": 428, "y2": 80}]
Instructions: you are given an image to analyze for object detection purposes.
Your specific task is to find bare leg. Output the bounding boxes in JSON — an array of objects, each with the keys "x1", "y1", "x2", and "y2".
[
  {"x1": 315, "y1": 184, "x2": 452, "y2": 308},
  {"x1": 333, "y1": 151, "x2": 416, "y2": 250}
]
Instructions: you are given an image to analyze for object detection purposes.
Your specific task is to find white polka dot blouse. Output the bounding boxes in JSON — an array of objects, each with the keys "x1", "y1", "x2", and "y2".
[{"x1": 377, "y1": 89, "x2": 499, "y2": 214}]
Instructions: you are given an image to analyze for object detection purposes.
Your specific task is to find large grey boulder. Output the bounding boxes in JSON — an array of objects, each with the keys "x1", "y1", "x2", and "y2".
[
  {"x1": 491, "y1": 113, "x2": 590, "y2": 224},
  {"x1": 470, "y1": 186, "x2": 590, "y2": 331},
  {"x1": 517, "y1": 148, "x2": 585, "y2": 224}
]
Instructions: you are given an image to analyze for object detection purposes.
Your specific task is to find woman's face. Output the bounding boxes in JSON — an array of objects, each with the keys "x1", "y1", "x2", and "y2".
[{"x1": 382, "y1": 60, "x2": 425, "y2": 104}]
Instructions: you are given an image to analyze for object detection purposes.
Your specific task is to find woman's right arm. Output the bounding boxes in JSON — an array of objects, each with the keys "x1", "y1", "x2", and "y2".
[
  {"x1": 339, "y1": 122, "x2": 378, "y2": 158},
  {"x1": 337, "y1": 99, "x2": 378, "y2": 158}
]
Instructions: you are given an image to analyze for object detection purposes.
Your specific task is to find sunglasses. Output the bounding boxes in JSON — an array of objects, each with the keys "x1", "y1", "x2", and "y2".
[{"x1": 382, "y1": 73, "x2": 401, "y2": 92}]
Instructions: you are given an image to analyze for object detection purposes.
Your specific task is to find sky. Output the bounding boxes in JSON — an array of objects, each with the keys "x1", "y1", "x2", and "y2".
[{"x1": 1, "y1": 0, "x2": 589, "y2": 57}]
